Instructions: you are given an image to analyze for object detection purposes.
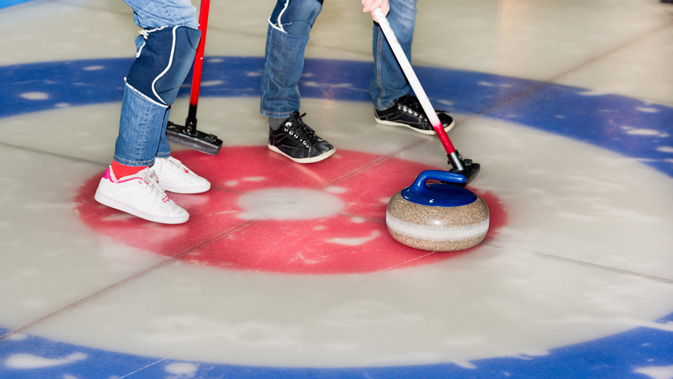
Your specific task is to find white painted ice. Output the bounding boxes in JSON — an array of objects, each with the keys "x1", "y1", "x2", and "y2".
[{"x1": 237, "y1": 188, "x2": 345, "y2": 220}]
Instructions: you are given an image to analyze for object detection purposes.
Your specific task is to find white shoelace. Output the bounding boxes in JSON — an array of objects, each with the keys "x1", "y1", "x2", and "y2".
[
  {"x1": 165, "y1": 157, "x2": 189, "y2": 174},
  {"x1": 141, "y1": 171, "x2": 168, "y2": 200}
]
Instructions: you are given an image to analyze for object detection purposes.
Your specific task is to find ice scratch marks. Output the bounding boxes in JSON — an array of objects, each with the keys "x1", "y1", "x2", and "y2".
[
  {"x1": 4, "y1": 352, "x2": 87, "y2": 369},
  {"x1": 19, "y1": 92, "x2": 49, "y2": 100},
  {"x1": 165, "y1": 362, "x2": 199, "y2": 378},
  {"x1": 659, "y1": 146, "x2": 673, "y2": 164},
  {"x1": 225, "y1": 177, "x2": 267, "y2": 187},
  {"x1": 200, "y1": 80, "x2": 225, "y2": 87},
  {"x1": 578, "y1": 89, "x2": 611, "y2": 96},
  {"x1": 635, "y1": 106, "x2": 659, "y2": 114},
  {"x1": 477, "y1": 81, "x2": 513, "y2": 88},
  {"x1": 21, "y1": 66, "x2": 117, "y2": 100},
  {"x1": 619, "y1": 123, "x2": 671, "y2": 164},
  {"x1": 326, "y1": 230, "x2": 381, "y2": 246},
  {"x1": 622, "y1": 126, "x2": 667, "y2": 137},
  {"x1": 633, "y1": 365, "x2": 673, "y2": 379},
  {"x1": 290, "y1": 251, "x2": 328, "y2": 265}
]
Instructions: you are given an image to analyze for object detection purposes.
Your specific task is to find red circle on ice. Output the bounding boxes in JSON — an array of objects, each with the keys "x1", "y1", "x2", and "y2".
[{"x1": 74, "y1": 147, "x2": 507, "y2": 274}]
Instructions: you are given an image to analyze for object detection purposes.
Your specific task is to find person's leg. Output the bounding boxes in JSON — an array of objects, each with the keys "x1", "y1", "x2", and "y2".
[
  {"x1": 260, "y1": 0, "x2": 323, "y2": 119},
  {"x1": 370, "y1": 0, "x2": 416, "y2": 111},
  {"x1": 370, "y1": 0, "x2": 455, "y2": 134},
  {"x1": 95, "y1": 0, "x2": 204, "y2": 224},
  {"x1": 115, "y1": 0, "x2": 200, "y2": 168},
  {"x1": 119, "y1": 24, "x2": 209, "y2": 194},
  {"x1": 260, "y1": 0, "x2": 335, "y2": 163}
]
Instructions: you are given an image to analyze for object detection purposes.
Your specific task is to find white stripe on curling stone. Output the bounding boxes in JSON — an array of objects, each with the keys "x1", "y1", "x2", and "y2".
[{"x1": 386, "y1": 211, "x2": 489, "y2": 241}]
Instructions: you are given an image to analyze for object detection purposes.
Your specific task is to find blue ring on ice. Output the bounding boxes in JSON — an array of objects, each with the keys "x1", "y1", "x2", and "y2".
[
  {"x1": 0, "y1": 57, "x2": 672, "y2": 378},
  {"x1": 0, "y1": 0, "x2": 38, "y2": 9},
  {"x1": 1, "y1": 57, "x2": 671, "y2": 176}
]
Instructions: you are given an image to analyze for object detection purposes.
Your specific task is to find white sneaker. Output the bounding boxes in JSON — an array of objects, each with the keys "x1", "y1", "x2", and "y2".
[
  {"x1": 94, "y1": 167, "x2": 189, "y2": 224},
  {"x1": 152, "y1": 157, "x2": 211, "y2": 194}
]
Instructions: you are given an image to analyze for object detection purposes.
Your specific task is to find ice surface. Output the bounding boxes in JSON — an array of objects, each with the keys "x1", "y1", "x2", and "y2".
[{"x1": 0, "y1": 0, "x2": 672, "y2": 375}]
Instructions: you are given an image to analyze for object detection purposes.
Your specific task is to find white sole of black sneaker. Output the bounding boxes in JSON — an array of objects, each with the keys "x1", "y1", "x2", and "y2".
[
  {"x1": 268, "y1": 144, "x2": 336, "y2": 164},
  {"x1": 375, "y1": 117, "x2": 455, "y2": 135}
]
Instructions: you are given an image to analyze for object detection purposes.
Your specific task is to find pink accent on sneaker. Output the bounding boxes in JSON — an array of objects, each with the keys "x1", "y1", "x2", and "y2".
[
  {"x1": 103, "y1": 167, "x2": 113, "y2": 181},
  {"x1": 104, "y1": 166, "x2": 143, "y2": 184},
  {"x1": 116, "y1": 177, "x2": 142, "y2": 184}
]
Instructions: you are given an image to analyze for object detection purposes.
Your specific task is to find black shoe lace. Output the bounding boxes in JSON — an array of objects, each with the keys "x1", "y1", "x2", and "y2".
[
  {"x1": 285, "y1": 113, "x2": 323, "y2": 147},
  {"x1": 294, "y1": 113, "x2": 319, "y2": 139},
  {"x1": 399, "y1": 95, "x2": 428, "y2": 121}
]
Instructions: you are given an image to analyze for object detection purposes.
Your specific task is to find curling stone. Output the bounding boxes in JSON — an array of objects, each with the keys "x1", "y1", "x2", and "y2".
[{"x1": 386, "y1": 170, "x2": 489, "y2": 251}]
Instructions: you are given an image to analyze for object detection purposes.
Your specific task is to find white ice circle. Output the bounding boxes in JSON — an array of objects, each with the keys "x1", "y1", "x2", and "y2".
[{"x1": 237, "y1": 188, "x2": 344, "y2": 220}]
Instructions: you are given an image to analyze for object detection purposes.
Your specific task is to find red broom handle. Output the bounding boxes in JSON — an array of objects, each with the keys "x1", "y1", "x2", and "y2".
[{"x1": 189, "y1": 0, "x2": 210, "y2": 108}]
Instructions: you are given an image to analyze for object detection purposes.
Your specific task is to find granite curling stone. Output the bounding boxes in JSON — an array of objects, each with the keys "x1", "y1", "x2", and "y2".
[{"x1": 386, "y1": 170, "x2": 489, "y2": 251}]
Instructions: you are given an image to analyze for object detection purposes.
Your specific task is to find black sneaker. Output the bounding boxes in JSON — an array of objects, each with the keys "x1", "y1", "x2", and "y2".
[
  {"x1": 374, "y1": 94, "x2": 455, "y2": 135},
  {"x1": 268, "y1": 111, "x2": 336, "y2": 163}
]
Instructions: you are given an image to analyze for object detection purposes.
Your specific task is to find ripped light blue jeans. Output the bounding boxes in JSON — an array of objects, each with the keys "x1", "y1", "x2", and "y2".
[
  {"x1": 114, "y1": 0, "x2": 199, "y2": 167},
  {"x1": 260, "y1": 0, "x2": 417, "y2": 119}
]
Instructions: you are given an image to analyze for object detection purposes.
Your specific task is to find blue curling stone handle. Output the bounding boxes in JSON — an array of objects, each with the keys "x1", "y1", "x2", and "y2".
[{"x1": 401, "y1": 170, "x2": 477, "y2": 207}]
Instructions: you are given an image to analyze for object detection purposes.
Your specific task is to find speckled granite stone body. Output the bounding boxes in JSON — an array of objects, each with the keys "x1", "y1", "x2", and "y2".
[{"x1": 386, "y1": 192, "x2": 489, "y2": 251}]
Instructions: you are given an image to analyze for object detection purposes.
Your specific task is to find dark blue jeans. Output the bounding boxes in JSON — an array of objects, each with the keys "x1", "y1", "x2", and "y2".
[
  {"x1": 260, "y1": 0, "x2": 417, "y2": 119},
  {"x1": 114, "y1": 0, "x2": 198, "y2": 166}
]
